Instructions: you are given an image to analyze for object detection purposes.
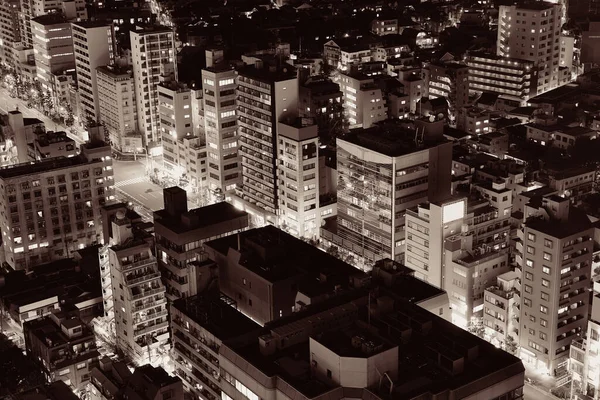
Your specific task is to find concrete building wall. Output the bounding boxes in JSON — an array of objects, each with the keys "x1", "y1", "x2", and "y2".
[
  {"x1": 31, "y1": 19, "x2": 75, "y2": 93},
  {"x1": 130, "y1": 26, "x2": 176, "y2": 148},
  {"x1": 202, "y1": 68, "x2": 241, "y2": 195},
  {"x1": 72, "y1": 23, "x2": 115, "y2": 122}
]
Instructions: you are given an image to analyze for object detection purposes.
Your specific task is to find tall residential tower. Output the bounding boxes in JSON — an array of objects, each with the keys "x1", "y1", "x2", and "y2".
[
  {"x1": 235, "y1": 61, "x2": 298, "y2": 225},
  {"x1": 71, "y1": 21, "x2": 115, "y2": 123},
  {"x1": 497, "y1": 2, "x2": 563, "y2": 94},
  {"x1": 130, "y1": 25, "x2": 176, "y2": 149}
]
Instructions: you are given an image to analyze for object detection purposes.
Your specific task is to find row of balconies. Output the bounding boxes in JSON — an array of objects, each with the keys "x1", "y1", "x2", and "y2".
[
  {"x1": 131, "y1": 296, "x2": 167, "y2": 313},
  {"x1": 130, "y1": 286, "x2": 164, "y2": 301},
  {"x1": 133, "y1": 320, "x2": 169, "y2": 338}
]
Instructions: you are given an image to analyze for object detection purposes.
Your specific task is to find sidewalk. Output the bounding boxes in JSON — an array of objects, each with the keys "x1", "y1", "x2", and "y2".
[
  {"x1": 524, "y1": 363, "x2": 564, "y2": 399},
  {"x1": 111, "y1": 148, "x2": 147, "y2": 162}
]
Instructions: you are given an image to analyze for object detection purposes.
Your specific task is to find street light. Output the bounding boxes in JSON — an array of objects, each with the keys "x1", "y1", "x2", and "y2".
[
  {"x1": 134, "y1": 147, "x2": 153, "y2": 176},
  {"x1": 133, "y1": 146, "x2": 145, "y2": 161}
]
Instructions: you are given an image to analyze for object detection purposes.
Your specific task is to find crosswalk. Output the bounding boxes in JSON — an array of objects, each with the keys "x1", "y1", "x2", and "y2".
[{"x1": 114, "y1": 176, "x2": 148, "y2": 187}]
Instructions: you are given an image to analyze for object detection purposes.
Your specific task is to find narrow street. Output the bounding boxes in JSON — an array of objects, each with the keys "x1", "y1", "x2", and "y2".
[
  {"x1": 524, "y1": 384, "x2": 555, "y2": 400},
  {"x1": 113, "y1": 159, "x2": 165, "y2": 217},
  {"x1": 0, "y1": 86, "x2": 170, "y2": 218},
  {"x1": 0, "y1": 88, "x2": 85, "y2": 145}
]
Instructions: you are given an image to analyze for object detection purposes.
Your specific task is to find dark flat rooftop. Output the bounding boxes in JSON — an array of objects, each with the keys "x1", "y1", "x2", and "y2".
[
  {"x1": 206, "y1": 226, "x2": 366, "y2": 284},
  {"x1": 0, "y1": 155, "x2": 95, "y2": 179},
  {"x1": 516, "y1": 1, "x2": 557, "y2": 11},
  {"x1": 23, "y1": 117, "x2": 44, "y2": 126},
  {"x1": 526, "y1": 208, "x2": 592, "y2": 239},
  {"x1": 31, "y1": 13, "x2": 68, "y2": 25},
  {"x1": 96, "y1": 65, "x2": 133, "y2": 78},
  {"x1": 172, "y1": 294, "x2": 261, "y2": 340},
  {"x1": 315, "y1": 324, "x2": 394, "y2": 358},
  {"x1": 154, "y1": 201, "x2": 248, "y2": 234},
  {"x1": 237, "y1": 63, "x2": 297, "y2": 83},
  {"x1": 528, "y1": 84, "x2": 579, "y2": 103},
  {"x1": 132, "y1": 24, "x2": 173, "y2": 34},
  {"x1": 341, "y1": 122, "x2": 448, "y2": 158},
  {"x1": 72, "y1": 20, "x2": 112, "y2": 29},
  {"x1": 226, "y1": 293, "x2": 524, "y2": 400}
]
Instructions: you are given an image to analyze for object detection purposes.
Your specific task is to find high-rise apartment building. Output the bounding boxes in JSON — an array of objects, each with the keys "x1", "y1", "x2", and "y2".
[
  {"x1": 235, "y1": 61, "x2": 298, "y2": 223},
  {"x1": 61, "y1": 0, "x2": 86, "y2": 20},
  {"x1": 158, "y1": 81, "x2": 193, "y2": 176},
  {"x1": 0, "y1": 0, "x2": 21, "y2": 68},
  {"x1": 331, "y1": 122, "x2": 452, "y2": 265},
  {"x1": 466, "y1": 53, "x2": 536, "y2": 106},
  {"x1": 404, "y1": 191, "x2": 512, "y2": 325},
  {"x1": 438, "y1": 193, "x2": 512, "y2": 327},
  {"x1": 18, "y1": 0, "x2": 33, "y2": 47},
  {"x1": 517, "y1": 195, "x2": 593, "y2": 375},
  {"x1": 497, "y1": 2, "x2": 563, "y2": 94},
  {"x1": 0, "y1": 139, "x2": 113, "y2": 270},
  {"x1": 277, "y1": 118, "x2": 320, "y2": 239},
  {"x1": 425, "y1": 61, "x2": 469, "y2": 112},
  {"x1": 483, "y1": 271, "x2": 520, "y2": 349},
  {"x1": 32, "y1": 0, "x2": 59, "y2": 16},
  {"x1": 202, "y1": 50, "x2": 241, "y2": 196},
  {"x1": 581, "y1": 21, "x2": 600, "y2": 71},
  {"x1": 71, "y1": 21, "x2": 115, "y2": 123},
  {"x1": 97, "y1": 202, "x2": 145, "y2": 339},
  {"x1": 96, "y1": 65, "x2": 139, "y2": 153},
  {"x1": 404, "y1": 196, "x2": 467, "y2": 287},
  {"x1": 298, "y1": 76, "x2": 344, "y2": 138},
  {"x1": 108, "y1": 211, "x2": 169, "y2": 366},
  {"x1": 17, "y1": 0, "x2": 84, "y2": 50},
  {"x1": 170, "y1": 295, "x2": 261, "y2": 400},
  {"x1": 339, "y1": 71, "x2": 387, "y2": 129},
  {"x1": 130, "y1": 25, "x2": 176, "y2": 149},
  {"x1": 31, "y1": 14, "x2": 75, "y2": 102},
  {"x1": 568, "y1": 282, "x2": 600, "y2": 400},
  {"x1": 153, "y1": 187, "x2": 248, "y2": 301}
]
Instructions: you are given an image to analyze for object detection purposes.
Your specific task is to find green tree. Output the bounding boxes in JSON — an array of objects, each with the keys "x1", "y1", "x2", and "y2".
[
  {"x1": 327, "y1": 245, "x2": 340, "y2": 258},
  {"x1": 65, "y1": 107, "x2": 75, "y2": 127},
  {"x1": 467, "y1": 318, "x2": 485, "y2": 338},
  {"x1": 42, "y1": 90, "x2": 54, "y2": 114},
  {"x1": 504, "y1": 335, "x2": 518, "y2": 355}
]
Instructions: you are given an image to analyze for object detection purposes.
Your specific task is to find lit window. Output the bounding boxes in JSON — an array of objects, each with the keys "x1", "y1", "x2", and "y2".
[
  {"x1": 541, "y1": 279, "x2": 550, "y2": 287},
  {"x1": 542, "y1": 266, "x2": 550, "y2": 274}
]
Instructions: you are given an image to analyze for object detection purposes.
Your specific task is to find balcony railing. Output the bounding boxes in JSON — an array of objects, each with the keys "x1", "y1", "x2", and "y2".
[
  {"x1": 132, "y1": 297, "x2": 166, "y2": 313},
  {"x1": 133, "y1": 321, "x2": 169, "y2": 337},
  {"x1": 119, "y1": 257, "x2": 156, "y2": 272},
  {"x1": 131, "y1": 287, "x2": 163, "y2": 301},
  {"x1": 126, "y1": 271, "x2": 161, "y2": 286}
]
